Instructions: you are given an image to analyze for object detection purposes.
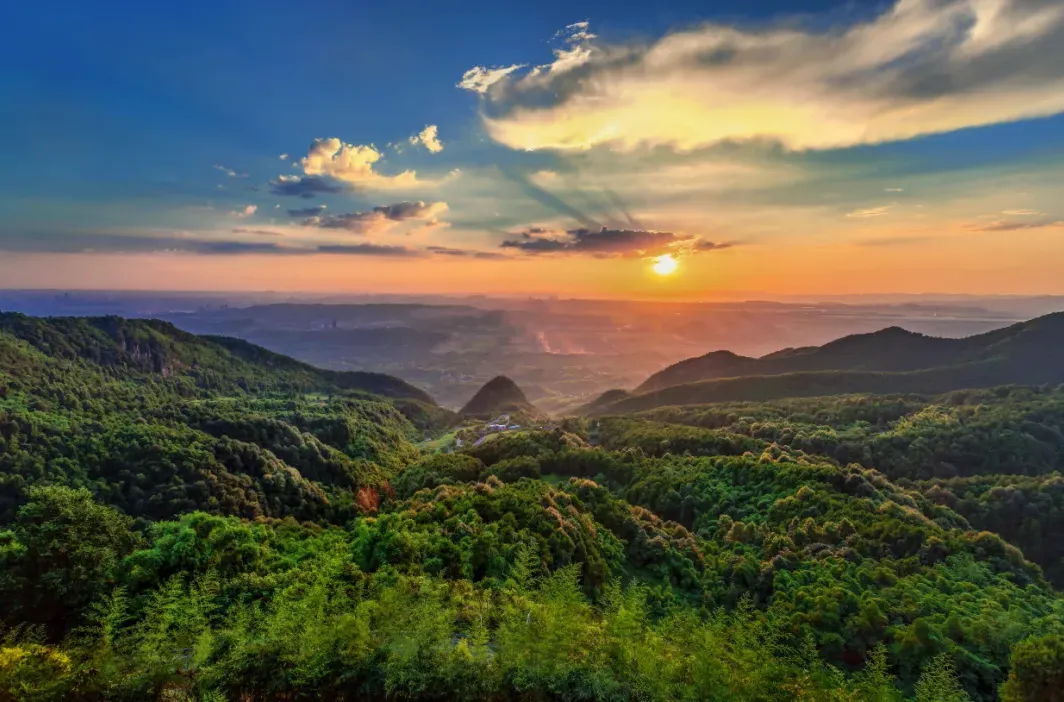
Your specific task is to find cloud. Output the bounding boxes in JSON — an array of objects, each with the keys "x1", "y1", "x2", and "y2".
[
  {"x1": 464, "y1": 4, "x2": 1064, "y2": 152},
  {"x1": 198, "y1": 241, "x2": 285, "y2": 254},
  {"x1": 457, "y1": 64, "x2": 525, "y2": 94},
  {"x1": 554, "y1": 20, "x2": 596, "y2": 44},
  {"x1": 410, "y1": 125, "x2": 444, "y2": 153},
  {"x1": 500, "y1": 226, "x2": 699, "y2": 257},
  {"x1": 970, "y1": 218, "x2": 1064, "y2": 232},
  {"x1": 692, "y1": 240, "x2": 734, "y2": 252},
  {"x1": 268, "y1": 175, "x2": 342, "y2": 198},
  {"x1": 279, "y1": 153, "x2": 289, "y2": 160},
  {"x1": 885, "y1": 188, "x2": 905, "y2": 192},
  {"x1": 301, "y1": 201, "x2": 448, "y2": 233},
  {"x1": 426, "y1": 245, "x2": 511, "y2": 260},
  {"x1": 1002, "y1": 209, "x2": 1044, "y2": 215},
  {"x1": 316, "y1": 243, "x2": 424, "y2": 257},
  {"x1": 213, "y1": 164, "x2": 247, "y2": 178},
  {"x1": 299, "y1": 137, "x2": 437, "y2": 190},
  {"x1": 846, "y1": 206, "x2": 892, "y2": 218},
  {"x1": 374, "y1": 201, "x2": 448, "y2": 222},
  {"x1": 231, "y1": 227, "x2": 283, "y2": 236},
  {"x1": 288, "y1": 205, "x2": 328, "y2": 218},
  {"x1": 0, "y1": 230, "x2": 518, "y2": 260},
  {"x1": 0, "y1": 229, "x2": 308, "y2": 255},
  {"x1": 229, "y1": 205, "x2": 257, "y2": 218}
]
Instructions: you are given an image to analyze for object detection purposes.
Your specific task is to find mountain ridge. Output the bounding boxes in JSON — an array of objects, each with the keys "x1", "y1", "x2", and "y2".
[
  {"x1": 0, "y1": 312, "x2": 436, "y2": 404},
  {"x1": 593, "y1": 312, "x2": 1064, "y2": 414}
]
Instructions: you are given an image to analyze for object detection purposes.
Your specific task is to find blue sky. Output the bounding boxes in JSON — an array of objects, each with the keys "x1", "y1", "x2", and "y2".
[{"x1": 1, "y1": 0, "x2": 1063, "y2": 296}]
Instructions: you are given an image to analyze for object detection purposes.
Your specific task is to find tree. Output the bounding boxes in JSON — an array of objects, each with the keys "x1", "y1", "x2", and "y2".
[
  {"x1": 1000, "y1": 634, "x2": 1064, "y2": 702},
  {"x1": 0, "y1": 486, "x2": 142, "y2": 636}
]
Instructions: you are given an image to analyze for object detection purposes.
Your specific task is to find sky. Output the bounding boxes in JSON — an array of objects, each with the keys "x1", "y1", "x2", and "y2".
[{"x1": 2, "y1": 0, "x2": 1064, "y2": 298}]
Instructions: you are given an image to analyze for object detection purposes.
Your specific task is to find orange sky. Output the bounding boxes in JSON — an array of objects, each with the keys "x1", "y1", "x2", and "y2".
[{"x1": 4, "y1": 224, "x2": 1063, "y2": 299}]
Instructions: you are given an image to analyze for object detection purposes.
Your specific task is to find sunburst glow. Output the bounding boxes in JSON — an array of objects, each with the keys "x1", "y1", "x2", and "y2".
[{"x1": 652, "y1": 254, "x2": 679, "y2": 276}]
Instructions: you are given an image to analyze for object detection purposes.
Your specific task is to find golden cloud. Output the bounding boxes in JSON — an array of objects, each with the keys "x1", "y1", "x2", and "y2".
[{"x1": 464, "y1": 2, "x2": 1064, "y2": 152}]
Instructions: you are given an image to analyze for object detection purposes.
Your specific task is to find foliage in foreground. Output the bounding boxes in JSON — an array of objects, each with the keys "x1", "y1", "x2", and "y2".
[
  {"x1": 2, "y1": 548, "x2": 976, "y2": 702},
  {"x1": 2, "y1": 316, "x2": 1064, "y2": 700}
]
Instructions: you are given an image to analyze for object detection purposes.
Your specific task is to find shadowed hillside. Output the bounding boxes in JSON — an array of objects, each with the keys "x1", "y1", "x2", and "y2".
[
  {"x1": 459, "y1": 375, "x2": 540, "y2": 418},
  {"x1": 0, "y1": 313, "x2": 450, "y2": 523},
  {"x1": 584, "y1": 312, "x2": 1064, "y2": 414},
  {"x1": 0, "y1": 313, "x2": 437, "y2": 404},
  {"x1": 636, "y1": 312, "x2": 1064, "y2": 394}
]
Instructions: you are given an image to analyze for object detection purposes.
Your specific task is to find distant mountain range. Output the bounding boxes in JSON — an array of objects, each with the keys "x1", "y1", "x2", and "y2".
[{"x1": 584, "y1": 312, "x2": 1064, "y2": 414}]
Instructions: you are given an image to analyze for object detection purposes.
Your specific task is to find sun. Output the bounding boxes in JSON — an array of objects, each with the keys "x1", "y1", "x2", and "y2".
[{"x1": 652, "y1": 254, "x2": 678, "y2": 276}]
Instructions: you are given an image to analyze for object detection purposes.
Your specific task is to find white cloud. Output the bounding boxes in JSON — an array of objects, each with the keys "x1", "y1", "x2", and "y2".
[
  {"x1": 230, "y1": 205, "x2": 257, "y2": 218},
  {"x1": 299, "y1": 137, "x2": 437, "y2": 190},
  {"x1": 464, "y1": 3, "x2": 1064, "y2": 152},
  {"x1": 213, "y1": 164, "x2": 247, "y2": 178},
  {"x1": 279, "y1": 153, "x2": 288, "y2": 161},
  {"x1": 457, "y1": 64, "x2": 525, "y2": 94},
  {"x1": 409, "y1": 125, "x2": 444, "y2": 153},
  {"x1": 1002, "y1": 209, "x2": 1044, "y2": 215},
  {"x1": 555, "y1": 20, "x2": 597, "y2": 44}
]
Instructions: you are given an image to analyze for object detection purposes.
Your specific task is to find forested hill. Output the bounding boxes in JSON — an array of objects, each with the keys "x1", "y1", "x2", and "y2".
[
  {"x1": 459, "y1": 375, "x2": 540, "y2": 418},
  {"x1": 0, "y1": 312, "x2": 445, "y2": 524},
  {"x1": 636, "y1": 311, "x2": 1064, "y2": 393},
  {"x1": 0, "y1": 312, "x2": 435, "y2": 403},
  {"x1": 579, "y1": 312, "x2": 1064, "y2": 414},
  {"x1": 3, "y1": 312, "x2": 1064, "y2": 700}
]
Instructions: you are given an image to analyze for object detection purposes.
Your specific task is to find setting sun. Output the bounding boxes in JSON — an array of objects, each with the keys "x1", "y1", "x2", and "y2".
[{"x1": 652, "y1": 254, "x2": 679, "y2": 276}]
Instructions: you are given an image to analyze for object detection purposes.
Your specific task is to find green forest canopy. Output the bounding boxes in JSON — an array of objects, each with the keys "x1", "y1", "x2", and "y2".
[{"x1": 0, "y1": 314, "x2": 1062, "y2": 701}]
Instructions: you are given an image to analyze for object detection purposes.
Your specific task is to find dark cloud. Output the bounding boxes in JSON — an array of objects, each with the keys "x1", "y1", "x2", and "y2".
[
  {"x1": 269, "y1": 175, "x2": 342, "y2": 198},
  {"x1": 302, "y1": 201, "x2": 447, "y2": 232},
  {"x1": 693, "y1": 240, "x2": 734, "y2": 252},
  {"x1": 287, "y1": 205, "x2": 327, "y2": 217},
  {"x1": 500, "y1": 226, "x2": 688, "y2": 257},
  {"x1": 374, "y1": 201, "x2": 441, "y2": 221},
  {"x1": 0, "y1": 231, "x2": 491, "y2": 259},
  {"x1": 317, "y1": 243, "x2": 425, "y2": 257},
  {"x1": 308, "y1": 213, "x2": 375, "y2": 230},
  {"x1": 0, "y1": 230, "x2": 307, "y2": 255},
  {"x1": 426, "y1": 246, "x2": 511, "y2": 260},
  {"x1": 196, "y1": 241, "x2": 288, "y2": 254},
  {"x1": 500, "y1": 235, "x2": 569, "y2": 253},
  {"x1": 231, "y1": 227, "x2": 283, "y2": 237}
]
